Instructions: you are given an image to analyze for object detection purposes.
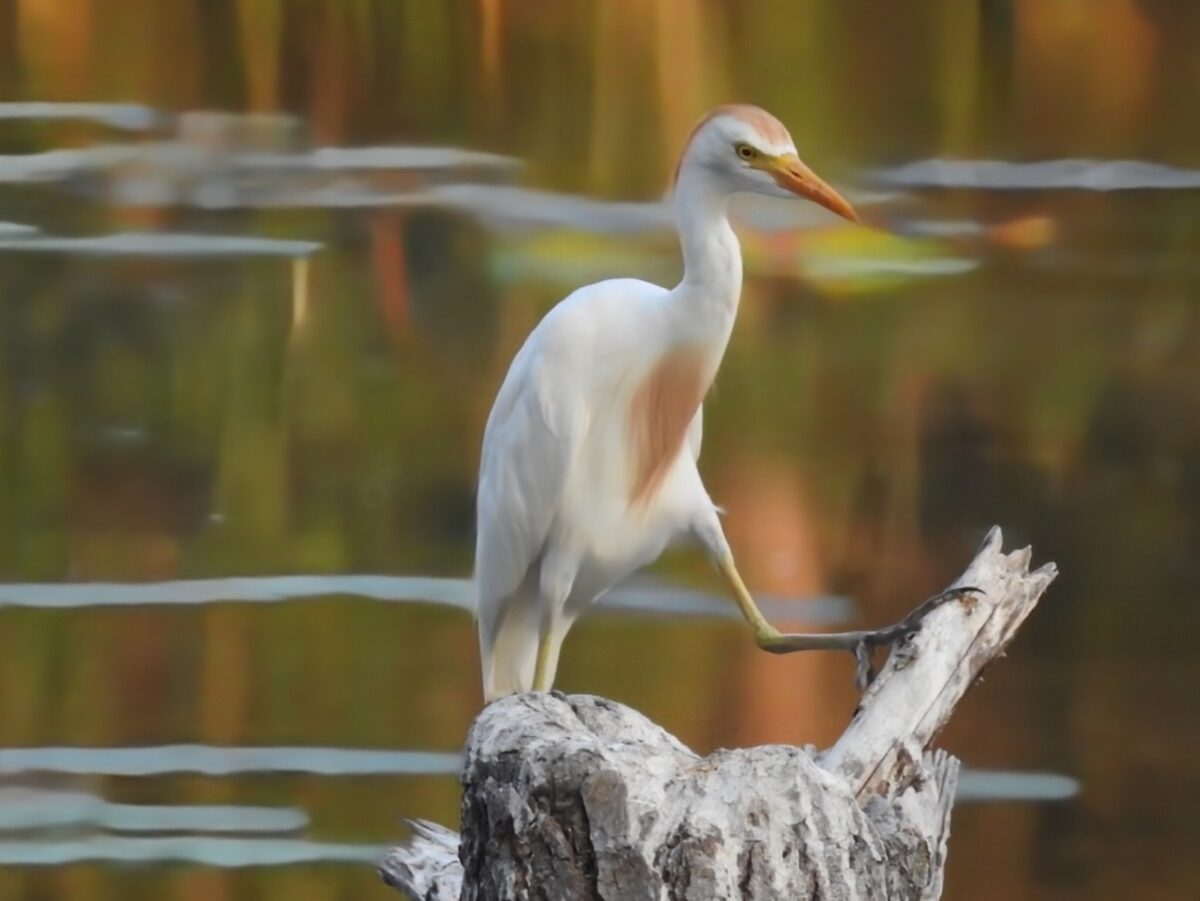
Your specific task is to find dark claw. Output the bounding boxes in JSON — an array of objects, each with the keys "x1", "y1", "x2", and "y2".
[
  {"x1": 854, "y1": 641, "x2": 875, "y2": 691},
  {"x1": 907, "y1": 584, "x2": 982, "y2": 622},
  {"x1": 850, "y1": 585, "x2": 983, "y2": 690},
  {"x1": 891, "y1": 585, "x2": 982, "y2": 636}
]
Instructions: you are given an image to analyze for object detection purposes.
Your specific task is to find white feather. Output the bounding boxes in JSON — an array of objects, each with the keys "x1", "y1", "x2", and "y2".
[{"x1": 474, "y1": 106, "x2": 844, "y2": 699}]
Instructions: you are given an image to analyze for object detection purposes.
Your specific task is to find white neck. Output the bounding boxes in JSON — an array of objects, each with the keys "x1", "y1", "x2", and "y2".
[{"x1": 672, "y1": 164, "x2": 742, "y2": 316}]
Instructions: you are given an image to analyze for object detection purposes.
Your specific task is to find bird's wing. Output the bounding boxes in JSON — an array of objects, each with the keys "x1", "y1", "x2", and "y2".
[
  {"x1": 475, "y1": 335, "x2": 580, "y2": 637},
  {"x1": 475, "y1": 276, "x2": 667, "y2": 641}
]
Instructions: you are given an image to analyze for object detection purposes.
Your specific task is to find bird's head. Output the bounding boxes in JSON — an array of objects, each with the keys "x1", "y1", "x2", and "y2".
[{"x1": 674, "y1": 104, "x2": 858, "y2": 222}]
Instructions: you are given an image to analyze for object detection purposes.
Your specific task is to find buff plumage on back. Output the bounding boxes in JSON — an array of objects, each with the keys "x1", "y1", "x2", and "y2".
[{"x1": 626, "y1": 345, "x2": 707, "y2": 508}]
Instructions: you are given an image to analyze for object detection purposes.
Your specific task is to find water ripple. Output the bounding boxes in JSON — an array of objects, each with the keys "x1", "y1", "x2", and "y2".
[
  {"x1": 0, "y1": 102, "x2": 160, "y2": 131},
  {"x1": 956, "y1": 768, "x2": 1079, "y2": 802},
  {"x1": 0, "y1": 747, "x2": 1079, "y2": 805},
  {"x1": 0, "y1": 746, "x2": 462, "y2": 777},
  {"x1": 0, "y1": 231, "x2": 320, "y2": 258},
  {"x1": 0, "y1": 788, "x2": 307, "y2": 834},
  {"x1": 0, "y1": 836, "x2": 382, "y2": 866},
  {"x1": 874, "y1": 158, "x2": 1200, "y2": 191},
  {"x1": 0, "y1": 575, "x2": 852, "y2": 624}
]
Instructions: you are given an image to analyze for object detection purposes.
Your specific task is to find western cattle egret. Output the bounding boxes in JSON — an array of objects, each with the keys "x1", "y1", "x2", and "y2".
[{"x1": 475, "y1": 104, "x2": 948, "y2": 701}]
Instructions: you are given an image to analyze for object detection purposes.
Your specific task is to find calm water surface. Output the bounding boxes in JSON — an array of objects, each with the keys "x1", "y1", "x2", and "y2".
[{"x1": 1, "y1": 2, "x2": 1198, "y2": 899}]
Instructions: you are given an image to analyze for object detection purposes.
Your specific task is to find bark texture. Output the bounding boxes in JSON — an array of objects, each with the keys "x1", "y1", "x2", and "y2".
[{"x1": 381, "y1": 526, "x2": 1055, "y2": 900}]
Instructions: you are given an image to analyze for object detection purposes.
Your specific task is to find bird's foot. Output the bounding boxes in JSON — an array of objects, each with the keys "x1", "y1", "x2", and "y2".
[
  {"x1": 849, "y1": 586, "x2": 981, "y2": 690},
  {"x1": 754, "y1": 585, "x2": 981, "y2": 690}
]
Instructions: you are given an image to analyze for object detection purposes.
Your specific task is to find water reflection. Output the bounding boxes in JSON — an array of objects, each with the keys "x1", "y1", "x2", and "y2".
[
  {"x1": 0, "y1": 763, "x2": 1077, "y2": 875},
  {"x1": 0, "y1": 747, "x2": 1077, "y2": 804},
  {"x1": 874, "y1": 158, "x2": 1200, "y2": 191},
  {"x1": 0, "y1": 837, "x2": 382, "y2": 867},
  {"x1": 0, "y1": 788, "x2": 307, "y2": 834},
  {"x1": 0, "y1": 101, "x2": 160, "y2": 131},
  {"x1": 0, "y1": 232, "x2": 319, "y2": 258},
  {"x1": 0, "y1": 576, "x2": 851, "y2": 623},
  {"x1": 0, "y1": 746, "x2": 461, "y2": 777},
  {"x1": 0, "y1": 111, "x2": 517, "y2": 210},
  {"x1": 955, "y1": 769, "x2": 1079, "y2": 804},
  {"x1": 415, "y1": 183, "x2": 895, "y2": 234},
  {"x1": 799, "y1": 254, "x2": 975, "y2": 281}
]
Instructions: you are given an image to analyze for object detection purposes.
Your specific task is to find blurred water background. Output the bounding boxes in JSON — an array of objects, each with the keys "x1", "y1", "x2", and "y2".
[{"x1": 0, "y1": 1, "x2": 1198, "y2": 899}]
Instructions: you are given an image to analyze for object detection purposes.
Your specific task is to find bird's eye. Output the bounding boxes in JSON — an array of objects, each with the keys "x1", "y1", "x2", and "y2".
[{"x1": 735, "y1": 143, "x2": 757, "y2": 161}]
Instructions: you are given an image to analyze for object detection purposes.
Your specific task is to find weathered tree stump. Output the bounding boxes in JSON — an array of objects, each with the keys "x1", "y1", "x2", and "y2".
[{"x1": 381, "y1": 526, "x2": 1055, "y2": 899}]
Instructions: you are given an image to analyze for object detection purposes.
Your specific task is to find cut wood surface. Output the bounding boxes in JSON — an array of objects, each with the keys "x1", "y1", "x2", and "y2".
[{"x1": 381, "y1": 526, "x2": 1056, "y2": 900}]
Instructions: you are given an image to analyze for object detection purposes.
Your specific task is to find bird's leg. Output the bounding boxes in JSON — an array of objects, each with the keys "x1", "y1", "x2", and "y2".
[
  {"x1": 532, "y1": 559, "x2": 574, "y2": 692},
  {"x1": 532, "y1": 609, "x2": 571, "y2": 692},
  {"x1": 532, "y1": 626, "x2": 556, "y2": 692},
  {"x1": 716, "y1": 555, "x2": 978, "y2": 688}
]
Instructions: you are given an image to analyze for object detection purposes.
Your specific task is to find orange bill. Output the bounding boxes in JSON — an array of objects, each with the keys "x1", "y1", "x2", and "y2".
[{"x1": 765, "y1": 154, "x2": 858, "y2": 222}]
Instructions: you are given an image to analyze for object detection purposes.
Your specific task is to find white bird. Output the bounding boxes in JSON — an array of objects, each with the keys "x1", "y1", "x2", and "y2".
[{"x1": 475, "y1": 104, "x2": 938, "y2": 701}]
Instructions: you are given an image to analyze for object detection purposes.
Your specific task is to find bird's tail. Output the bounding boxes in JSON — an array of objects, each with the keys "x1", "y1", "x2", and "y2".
[{"x1": 479, "y1": 586, "x2": 541, "y2": 702}]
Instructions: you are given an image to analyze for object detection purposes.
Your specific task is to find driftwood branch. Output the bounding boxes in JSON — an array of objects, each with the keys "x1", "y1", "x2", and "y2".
[{"x1": 381, "y1": 526, "x2": 1055, "y2": 899}]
